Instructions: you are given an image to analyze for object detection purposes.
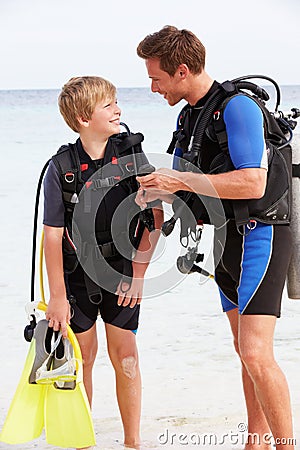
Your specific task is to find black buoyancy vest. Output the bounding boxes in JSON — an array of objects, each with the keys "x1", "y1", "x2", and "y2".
[
  {"x1": 169, "y1": 76, "x2": 297, "y2": 230},
  {"x1": 52, "y1": 131, "x2": 147, "y2": 215},
  {"x1": 51, "y1": 131, "x2": 150, "y2": 272}
]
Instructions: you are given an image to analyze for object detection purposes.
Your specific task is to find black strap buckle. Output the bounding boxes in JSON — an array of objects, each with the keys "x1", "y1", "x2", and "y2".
[
  {"x1": 97, "y1": 241, "x2": 118, "y2": 259},
  {"x1": 93, "y1": 176, "x2": 117, "y2": 189},
  {"x1": 292, "y1": 163, "x2": 300, "y2": 178}
]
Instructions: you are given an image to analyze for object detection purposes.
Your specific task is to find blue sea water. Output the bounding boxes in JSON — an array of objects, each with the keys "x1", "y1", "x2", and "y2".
[
  {"x1": 1, "y1": 84, "x2": 299, "y2": 290},
  {"x1": 0, "y1": 85, "x2": 300, "y2": 449},
  {"x1": 1, "y1": 84, "x2": 299, "y2": 175}
]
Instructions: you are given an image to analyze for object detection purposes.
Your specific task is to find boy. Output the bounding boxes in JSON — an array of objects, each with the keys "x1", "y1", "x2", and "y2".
[{"x1": 43, "y1": 76, "x2": 163, "y2": 449}]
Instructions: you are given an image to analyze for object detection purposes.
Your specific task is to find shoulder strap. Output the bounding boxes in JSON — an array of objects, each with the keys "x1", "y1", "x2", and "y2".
[
  {"x1": 185, "y1": 81, "x2": 237, "y2": 166},
  {"x1": 166, "y1": 104, "x2": 191, "y2": 155},
  {"x1": 110, "y1": 130, "x2": 153, "y2": 177},
  {"x1": 51, "y1": 143, "x2": 81, "y2": 212},
  {"x1": 211, "y1": 95, "x2": 233, "y2": 154},
  {"x1": 111, "y1": 132, "x2": 144, "y2": 155}
]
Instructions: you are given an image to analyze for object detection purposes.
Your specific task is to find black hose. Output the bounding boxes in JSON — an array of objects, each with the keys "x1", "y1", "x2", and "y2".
[
  {"x1": 190, "y1": 87, "x2": 231, "y2": 163},
  {"x1": 235, "y1": 81, "x2": 269, "y2": 102},
  {"x1": 162, "y1": 86, "x2": 230, "y2": 236},
  {"x1": 30, "y1": 160, "x2": 50, "y2": 303},
  {"x1": 231, "y1": 74, "x2": 281, "y2": 111}
]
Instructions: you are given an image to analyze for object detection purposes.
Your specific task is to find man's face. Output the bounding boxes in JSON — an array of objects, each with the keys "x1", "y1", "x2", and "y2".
[{"x1": 145, "y1": 58, "x2": 184, "y2": 106}]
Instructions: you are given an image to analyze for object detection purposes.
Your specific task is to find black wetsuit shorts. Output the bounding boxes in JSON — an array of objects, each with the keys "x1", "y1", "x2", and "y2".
[
  {"x1": 65, "y1": 257, "x2": 139, "y2": 334},
  {"x1": 214, "y1": 221, "x2": 292, "y2": 317}
]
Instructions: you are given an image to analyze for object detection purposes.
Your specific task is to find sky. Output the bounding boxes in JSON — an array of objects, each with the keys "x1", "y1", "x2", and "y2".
[{"x1": 0, "y1": 0, "x2": 299, "y2": 90}]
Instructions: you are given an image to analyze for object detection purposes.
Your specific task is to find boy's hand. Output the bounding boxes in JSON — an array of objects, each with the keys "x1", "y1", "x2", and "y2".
[
  {"x1": 45, "y1": 297, "x2": 71, "y2": 338},
  {"x1": 116, "y1": 277, "x2": 144, "y2": 308},
  {"x1": 135, "y1": 185, "x2": 174, "y2": 207},
  {"x1": 135, "y1": 187, "x2": 148, "y2": 210}
]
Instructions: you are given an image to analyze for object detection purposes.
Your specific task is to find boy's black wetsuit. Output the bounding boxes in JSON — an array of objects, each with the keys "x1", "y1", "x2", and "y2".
[{"x1": 44, "y1": 137, "x2": 145, "y2": 333}]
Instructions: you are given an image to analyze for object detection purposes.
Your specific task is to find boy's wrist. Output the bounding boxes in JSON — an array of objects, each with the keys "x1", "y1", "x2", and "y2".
[{"x1": 48, "y1": 291, "x2": 68, "y2": 304}]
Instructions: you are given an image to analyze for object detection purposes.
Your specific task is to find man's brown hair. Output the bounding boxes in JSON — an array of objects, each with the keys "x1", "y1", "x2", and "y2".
[{"x1": 137, "y1": 25, "x2": 206, "y2": 76}]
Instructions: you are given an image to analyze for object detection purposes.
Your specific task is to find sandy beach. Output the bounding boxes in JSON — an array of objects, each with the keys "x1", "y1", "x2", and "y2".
[{"x1": 0, "y1": 270, "x2": 299, "y2": 449}]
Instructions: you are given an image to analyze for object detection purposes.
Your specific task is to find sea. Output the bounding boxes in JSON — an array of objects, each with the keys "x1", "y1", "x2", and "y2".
[{"x1": 0, "y1": 85, "x2": 300, "y2": 449}]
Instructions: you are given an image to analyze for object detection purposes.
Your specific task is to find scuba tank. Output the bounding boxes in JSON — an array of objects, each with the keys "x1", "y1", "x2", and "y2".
[{"x1": 287, "y1": 132, "x2": 300, "y2": 299}]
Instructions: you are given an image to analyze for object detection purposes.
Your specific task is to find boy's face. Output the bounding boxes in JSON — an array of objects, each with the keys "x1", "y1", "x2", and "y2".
[{"x1": 88, "y1": 96, "x2": 121, "y2": 137}]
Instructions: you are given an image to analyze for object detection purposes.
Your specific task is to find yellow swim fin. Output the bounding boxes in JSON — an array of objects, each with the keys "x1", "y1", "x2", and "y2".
[
  {"x1": 0, "y1": 318, "x2": 95, "y2": 448},
  {"x1": 2, "y1": 226, "x2": 95, "y2": 448},
  {"x1": 44, "y1": 324, "x2": 96, "y2": 448},
  {"x1": 0, "y1": 339, "x2": 47, "y2": 444}
]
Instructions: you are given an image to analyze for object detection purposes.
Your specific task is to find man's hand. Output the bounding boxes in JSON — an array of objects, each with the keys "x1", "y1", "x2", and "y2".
[
  {"x1": 116, "y1": 277, "x2": 144, "y2": 308},
  {"x1": 135, "y1": 168, "x2": 179, "y2": 206},
  {"x1": 137, "y1": 167, "x2": 268, "y2": 200},
  {"x1": 137, "y1": 168, "x2": 184, "y2": 193}
]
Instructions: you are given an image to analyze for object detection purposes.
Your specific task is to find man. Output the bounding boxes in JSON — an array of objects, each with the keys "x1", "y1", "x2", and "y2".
[{"x1": 136, "y1": 26, "x2": 294, "y2": 449}]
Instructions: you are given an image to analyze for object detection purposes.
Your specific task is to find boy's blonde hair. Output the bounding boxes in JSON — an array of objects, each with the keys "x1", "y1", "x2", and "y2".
[{"x1": 58, "y1": 76, "x2": 116, "y2": 132}]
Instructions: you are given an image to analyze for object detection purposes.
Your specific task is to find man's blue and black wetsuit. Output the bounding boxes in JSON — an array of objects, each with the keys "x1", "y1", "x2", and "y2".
[{"x1": 174, "y1": 82, "x2": 292, "y2": 317}]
